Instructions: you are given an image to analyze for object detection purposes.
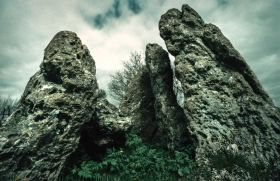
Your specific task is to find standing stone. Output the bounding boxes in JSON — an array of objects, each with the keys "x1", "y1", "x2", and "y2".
[
  {"x1": 0, "y1": 31, "x2": 98, "y2": 180},
  {"x1": 159, "y1": 4, "x2": 280, "y2": 179},
  {"x1": 145, "y1": 44, "x2": 189, "y2": 152},
  {"x1": 119, "y1": 66, "x2": 159, "y2": 142}
]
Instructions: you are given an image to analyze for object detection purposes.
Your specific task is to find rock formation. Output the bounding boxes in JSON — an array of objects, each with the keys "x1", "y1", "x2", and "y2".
[
  {"x1": 0, "y1": 30, "x2": 157, "y2": 181},
  {"x1": 0, "y1": 31, "x2": 99, "y2": 180},
  {"x1": 0, "y1": 3, "x2": 279, "y2": 181},
  {"x1": 80, "y1": 97, "x2": 132, "y2": 155},
  {"x1": 119, "y1": 66, "x2": 159, "y2": 142},
  {"x1": 159, "y1": 4, "x2": 280, "y2": 179},
  {"x1": 145, "y1": 44, "x2": 189, "y2": 151}
]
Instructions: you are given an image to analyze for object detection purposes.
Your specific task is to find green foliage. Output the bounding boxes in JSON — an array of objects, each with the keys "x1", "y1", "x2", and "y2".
[
  {"x1": 61, "y1": 131, "x2": 195, "y2": 181},
  {"x1": 60, "y1": 132, "x2": 279, "y2": 181}
]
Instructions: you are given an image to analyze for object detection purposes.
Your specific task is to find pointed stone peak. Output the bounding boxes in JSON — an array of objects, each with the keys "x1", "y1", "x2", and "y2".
[
  {"x1": 158, "y1": 4, "x2": 280, "y2": 180},
  {"x1": 0, "y1": 31, "x2": 98, "y2": 180}
]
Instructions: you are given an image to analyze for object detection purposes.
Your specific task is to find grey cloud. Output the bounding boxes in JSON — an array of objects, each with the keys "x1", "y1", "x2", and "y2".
[
  {"x1": 217, "y1": 0, "x2": 229, "y2": 5},
  {"x1": 93, "y1": 14, "x2": 107, "y2": 29},
  {"x1": 112, "y1": 0, "x2": 122, "y2": 17},
  {"x1": 258, "y1": 68, "x2": 280, "y2": 106},
  {"x1": 238, "y1": 2, "x2": 280, "y2": 107},
  {"x1": 0, "y1": 1, "x2": 8, "y2": 10},
  {"x1": 0, "y1": 0, "x2": 279, "y2": 108},
  {"x1": 87, "y1": 0, "x2": 146, "y2": 29},
  {"x1": 90, "y1": 0, "x2": 123, "y2": 29},
  {"x1": 127, "y1": 0, "x2": 142, "y2": 14}
]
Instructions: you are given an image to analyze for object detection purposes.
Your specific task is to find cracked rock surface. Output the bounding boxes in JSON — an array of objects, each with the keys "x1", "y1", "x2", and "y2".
[
  {"x1": 82, "y1": 97, "x2": 133, "y2": 151},
  {"x1": 145, "y1": 43, "x2": 189, "y2": 151},
  {"x1": 0, "y1": 4, "x2": 279, "y2": 180},
  {"x1": 119, "y1": 66, "x2": 159, "y2": 142},
  {"x1": 0, "y1": 31, "x2": 98, "y2": 180},
  {"x1": 159, "y1": 4, "x2": 280, "y2": 180}
]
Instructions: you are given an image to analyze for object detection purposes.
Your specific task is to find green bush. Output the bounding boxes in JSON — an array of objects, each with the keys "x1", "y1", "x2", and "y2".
[{"x1": 61, "y1": 131, "x2": 195, "y2": 181}]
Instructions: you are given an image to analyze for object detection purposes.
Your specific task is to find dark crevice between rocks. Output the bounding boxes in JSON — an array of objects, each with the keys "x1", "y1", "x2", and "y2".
[
  {"x1": 80, "y1": 119, "x2": 126, "y2": 159},
  {"x1": 0, "y1": 152, "x2": 14, "y2": 163},
  {"x1": 79, "y1": 129, "x2": 126, "y2": 161},
  {"x1": 150, "y1": 126, "x2": 159, "y2": 141},
  {"x1": 169, "y1": 53, "x2": 184, "y2": 108},
  {"x1": 61, "y1": 122, "x2": 126, "y2": 177},
  {"x1": 15, "y1": 153, "x2": 33, "y2": 171}
]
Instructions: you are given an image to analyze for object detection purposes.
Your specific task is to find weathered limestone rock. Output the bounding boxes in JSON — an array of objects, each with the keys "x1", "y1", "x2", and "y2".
[
  {"x1": 81, "y1": 98, "x2": 132, "y2": 153},
  {"x1": 145, "y1": 44, "x2": 189, "y2": 151},
  {"x1": 0, "y1": 31, "x2": 99, "y2": 180},
  {"x1": 159, "y1": 4, "x2": 280, "y2": 179},
  {"x1": 119, "y1": 66, "x2": 159, "y2": 142}
]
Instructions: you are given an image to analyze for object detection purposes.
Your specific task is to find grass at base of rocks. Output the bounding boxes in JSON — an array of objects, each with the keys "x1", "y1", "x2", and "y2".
[
  {"x1": 60, "y1": 131, "x2": 195, "y2": 181},
  {"x1": 59, "y1": 131, "x2": 279, "y2": 181}
]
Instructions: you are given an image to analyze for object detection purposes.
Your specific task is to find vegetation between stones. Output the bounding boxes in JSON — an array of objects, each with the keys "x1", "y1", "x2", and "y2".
[
  {"x1": 60, "y1": 131, "x2": 279, "y2": 181},
  {"x1": 60, "y1": 131, "x2": 195, "y2": 181}
]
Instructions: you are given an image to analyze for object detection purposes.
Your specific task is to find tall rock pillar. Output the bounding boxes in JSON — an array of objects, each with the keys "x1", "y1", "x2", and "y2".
[
  {"x1": 0, "y1": 31, "x2": 98, "y2": 180},
  {"x1": 159, "y1": 4, "x2": 280, "y2": 179},
  {"x1": 145, "y1": 43, "x2": 189, "y2": 152}
]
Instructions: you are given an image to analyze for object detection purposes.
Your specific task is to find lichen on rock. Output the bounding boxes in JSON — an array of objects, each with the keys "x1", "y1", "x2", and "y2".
[
  {"x1": 119, "y1": 66, "x2": 159, "y2": 142},
  {"x1": 159, "y1": 4, "x2": 280, "y2": 180},
  {"x1": 145, "y1": 43, "x2": 189, "y2": 152},
  {"x1": 0, "y1": 31, "x2": 99, "y2": 180},
  {"x1": 0, "y1": 3, "x2": 279, "y2": 180}
]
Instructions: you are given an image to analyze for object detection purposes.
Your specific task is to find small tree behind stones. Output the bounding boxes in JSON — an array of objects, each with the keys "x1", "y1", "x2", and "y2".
[
  {"x1": 0, "y1": 95, "x2": 18, "y2": 122},
  {"x1": 108, "y1": 51, "x2": 184, "y2": 107},
  {"x1": 108, "y1": 52, "x2": 144, "y2": 104}
]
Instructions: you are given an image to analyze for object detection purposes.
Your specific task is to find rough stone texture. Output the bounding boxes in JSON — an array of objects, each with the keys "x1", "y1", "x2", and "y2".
[
  {"x1": 145, "y1": 44, "x2": 189, "y2": 151},
  {"x1": 81, "y1": 97, "x2": 132, "y2": 154},
  {"x1": 159, "y1": 4, "x2": 280, "y2": 179},
  {"x1": 0, "y1": 5, "x2": 279, "y2": 180},
  {"x1": 119, "y1": 66, "x2": 159, "y2": 142},
  {"x1": 0, "y1": 31, "x2": 99, "y2": 180}
]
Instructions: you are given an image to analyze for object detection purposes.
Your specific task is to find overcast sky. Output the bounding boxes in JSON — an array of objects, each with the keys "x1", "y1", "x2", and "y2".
[{"x1": 0, "y1": 0, "x2": 279, "y2": 107}]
